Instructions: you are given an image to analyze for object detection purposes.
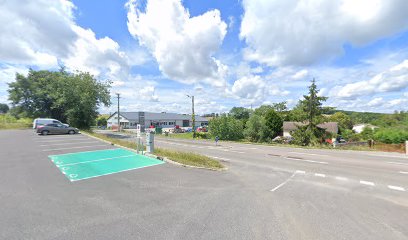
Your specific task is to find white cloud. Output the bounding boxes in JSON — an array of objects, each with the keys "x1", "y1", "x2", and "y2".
[
  {"x1": 292, "y1": 69, "x2": 308, "y2": 80},
  {"x1": 240, "y1": 0, "x2": 408, "y2": 66},
  {"x1": 0, "y1": 0, "x2": 130, "y2": 81},
  {"x1": 232, "y1": 75, "x2": 266, "y2": 101},
  {"x1": 139, "y1": 86, "x2": 159, "y2": 102},
  {"x1": 366, "y1": 97, "x2": 383, "y2": 107},
  {"x1": 126, "y1": 0, "x2": 228, "y2": 87},
  {"x1": 63, "y1": 26, "x2": 129, "y2": 81},
  {"x1": 333, "y1": 59, "x2": 408, "y2": 99}
]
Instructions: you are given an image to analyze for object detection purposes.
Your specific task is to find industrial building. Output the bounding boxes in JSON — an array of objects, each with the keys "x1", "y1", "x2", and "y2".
[{"x1": 107, "y1": 112, "x2": 208, "y2": 131}]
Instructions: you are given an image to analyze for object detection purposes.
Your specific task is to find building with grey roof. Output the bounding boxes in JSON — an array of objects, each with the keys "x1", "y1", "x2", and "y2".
[
  {"x1": 283, "y1": 121, "x2": 338, "y2": 137},
  {"x1": 107, "y1": 112, "x2": 208, "y2": 131}
]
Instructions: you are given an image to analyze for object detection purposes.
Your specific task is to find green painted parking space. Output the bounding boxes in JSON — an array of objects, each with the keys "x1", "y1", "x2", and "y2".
[
  {"x1": 49, "y1": 148, "x2": 134, "y2": 165},
  {"x1": 49, "y1": 149, "x2": 164, "y2": 182}
]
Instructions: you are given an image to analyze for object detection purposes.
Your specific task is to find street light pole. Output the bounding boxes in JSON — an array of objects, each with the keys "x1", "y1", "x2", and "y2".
[
  {"x1": 116, "y1": 93, "x2": 120, "y2": 132},
  {"x1": 187, "y1": 95, "x2": 196, "y2": 138}
]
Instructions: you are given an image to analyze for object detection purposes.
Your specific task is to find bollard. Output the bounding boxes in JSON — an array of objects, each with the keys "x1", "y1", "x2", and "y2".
[
  {"x1": 146, "y1": 131, "x2": 154, "y2": 153},
  {"x1": 406, "y1": 141, "x2": 408, "y2": 155}
]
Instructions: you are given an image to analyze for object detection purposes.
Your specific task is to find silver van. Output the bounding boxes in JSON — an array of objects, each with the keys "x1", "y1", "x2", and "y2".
[{"x1": 33, "y1": 118, "x2": 68, "y2": 129}]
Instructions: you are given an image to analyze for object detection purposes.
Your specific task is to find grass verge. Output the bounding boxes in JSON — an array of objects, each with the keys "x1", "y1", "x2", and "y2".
[
  {"x1": 84, "y1": 130, "x2": 224, "y2": 170},
  {"x1": 153, "y1": 148, "x2": 224, "y2": 170}
]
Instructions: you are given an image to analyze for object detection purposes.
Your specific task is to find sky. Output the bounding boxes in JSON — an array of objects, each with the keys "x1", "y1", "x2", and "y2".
[{"x1": 1, "y1": 0, "x2": 408, "y2": 115}]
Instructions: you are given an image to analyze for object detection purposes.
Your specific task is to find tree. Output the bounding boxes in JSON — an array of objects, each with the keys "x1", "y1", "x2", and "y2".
[
  {"x1": 329, "y1": 112, "x2": 353, "y2": 130},
  {"x1": 271, "y1": 102, "x2": 288, "y2": 112},
  {"x1": 8, "y1": 69, "x2": 111, "y2": 129},
  {"x1": 263, "y1": 109, "x2": 283, "y2": 141},
  {"x1": 292, "y1": 79, "x2": 328, "y2": 145},
  {"x1": 244, "y1": 114, "x2": 265, "y2": 142},
  {"x1": 96, "y1": 116, "x2": 108, "y2": 127},
  {"x1": 0, "y1": 103, "x2": 9, "y2": 113},
  {"x1": 208, "y1": 116, "x2": 244, "y2": 140},
  {"x1": 360, "y1": 126, "x2": 374, "y2": 140},
  {"x1": 254, "y1": 105, "x2": 274, "y2": 117},
  {"x1": 229, "y1": 107, "x2": 251, "y2": 125}
]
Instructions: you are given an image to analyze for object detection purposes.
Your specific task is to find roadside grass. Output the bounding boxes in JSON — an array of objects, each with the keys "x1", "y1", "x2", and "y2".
[
  {"x1": 0, "y1": 115, "x2": 32, "y2": 130},
  {"x1": 153, "y1": 148, "x2": 224, "y2": 170},
  {"x1": 84, "y1": 130, "x2": 224, "y2": 170},
  {"x1": 160, "y1": 132, "x2": 212, "y2": 140}
]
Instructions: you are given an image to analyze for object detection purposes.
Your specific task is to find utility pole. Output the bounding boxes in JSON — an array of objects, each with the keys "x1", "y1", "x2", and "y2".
[
  {"x1": 116, "y1": 93, "x2": 120, "y2": 132},
  {"x1": 187, "y1": 95, "x2": 196, "y2": 138}
]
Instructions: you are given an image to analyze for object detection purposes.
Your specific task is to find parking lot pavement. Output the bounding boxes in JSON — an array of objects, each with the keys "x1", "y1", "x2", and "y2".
[{"x1": 1, "y1": 129, "x2": 408, "y2": 240}]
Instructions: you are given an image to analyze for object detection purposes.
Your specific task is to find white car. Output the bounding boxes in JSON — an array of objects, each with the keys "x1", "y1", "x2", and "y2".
[{"x1": 32, "y1": 118, "x2": 69, "y2": 129}]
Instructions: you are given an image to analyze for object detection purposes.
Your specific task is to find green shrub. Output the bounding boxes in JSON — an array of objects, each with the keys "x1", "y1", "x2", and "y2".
[
  {"x1": 373, "y1": 128, "x2": 408, "y2": 144},
  {"x1": 209, "y1": 116, "x2": 243, "y2": 140}
]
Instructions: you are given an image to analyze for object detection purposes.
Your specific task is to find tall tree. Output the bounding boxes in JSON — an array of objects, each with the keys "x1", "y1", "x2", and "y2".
[
  {"x1": 301, "y1": 79, "x2": 328, "y2": 129},
  {"x1": 292, "y1": 79, "x2": 328, "y2": 145},
  {"x1": 8, "y1": 69, "x2": 111, "y2": 129}
]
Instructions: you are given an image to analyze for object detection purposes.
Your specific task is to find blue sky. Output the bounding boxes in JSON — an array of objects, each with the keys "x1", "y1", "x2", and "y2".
[{"x1": 1, "y1": 0, "x2": 408, "y2": 114}]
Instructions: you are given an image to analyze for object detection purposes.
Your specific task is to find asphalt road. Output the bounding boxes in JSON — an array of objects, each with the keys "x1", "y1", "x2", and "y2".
[{"x1": 1, "y1": 129, "x2": 407, "y2": 240}]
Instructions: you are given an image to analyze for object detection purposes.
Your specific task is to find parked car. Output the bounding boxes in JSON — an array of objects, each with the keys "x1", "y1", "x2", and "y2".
[
  {"x1": 33, "y1": 118, "x2": 69, "y2": 129},
  {"x1": 36, "y1": 123, "x2": 79, "y2": 135}
]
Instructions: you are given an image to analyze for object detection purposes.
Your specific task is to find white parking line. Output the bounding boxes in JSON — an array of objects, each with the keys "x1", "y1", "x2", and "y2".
[
  {"x1": 335, "y1": 176, "x2": 348, "y2": 181},
  {"x1": 36, "y1": 138, "x2": 90, "y2": 143},
  {"x1": 359, "y1": 180, "x2": 375, "y2": 186},
  {"x1": 40, "y1": 141, "x2": 97, "y2": 146},
  {"x1": 42, "y1": 145, "x2": 108, "y2": 151},
  {"x1": 387, "y1": 185, "x2": 405, "y2": 192},
  {"x1": 314, "y1": 173, "x2": 326, "y2": 178},
  {"x1": 283, "y1": 157, "x2": 328, "y2": 165},
  {"x1": 57, "y1": 154, "x2": 137, "y2": 166}
]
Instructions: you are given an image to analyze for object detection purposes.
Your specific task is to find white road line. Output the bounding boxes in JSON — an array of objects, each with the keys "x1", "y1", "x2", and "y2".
[
  {"x1": 206, "y1": 156, "x2": 231, "y2": 161},
  {"x1": 295, "y1": 170, "x2": 306, "y2": 174},
  {"x1": 283, "y1": 157, "x2": 328, "y2": 165},
  {"x1": 369, "y1": 154, "x2": 408, "y2": 159},
  {"x1": 314, "y1": 173, "x2": 326, "y2": 178},
  {"x1": 399, "y1": 171, "x2": 408, "y2": 174},
  {"x1": 42, "y1": 145, "x2": 108, "y2": 151},
  {"x1": 335, "y1": 176, "x2": 348, "y2": 181},
  {"x1": 270, "y1": 171, "x2": 298, "y2": 192},
  {"x1": 288, "y1": 152, "x2": 330, "y2": 157},
  {"x1": 40, "y1": 141, "x2": 97, "y2": 146},
  {"x1": 359, "y1": 180, "x2": 375, "y2": 186},
  {"x1": 387, "y1": 185, "x2": 405, "y2": 192},
  {"x1": 387, "y1": 161, "x2": 408, "y2": 166},
  {"x1": 57, "y1": 154, "x2": 137, "y2": 166}
]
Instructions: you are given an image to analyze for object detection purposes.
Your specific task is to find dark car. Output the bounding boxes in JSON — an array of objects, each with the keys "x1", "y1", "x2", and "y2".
[{"x1": 36, "y1": 123, "x2": 79, "y2": 135}]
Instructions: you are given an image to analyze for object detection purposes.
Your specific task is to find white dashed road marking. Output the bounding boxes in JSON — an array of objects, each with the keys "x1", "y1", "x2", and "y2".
[
  {"x1": 314, "y1": 173, "x2": 326, "y2": 178},
  {"x1": 387, "y1": 185, "x2": 405, "y2": 192},
  {"x1": 399, "y1": 171, "x2": 408, "y2": 174},
  {"x1": 288, "y1": 152, "x2": 330, "y2": 157},
  {"x1": 335, "y1": 176, "x2": 348, "y2": 181},
  {"x1": 359, "y1": 180, "x2": 375, "y2": 186},
  {"x1": 295, "y1": 170, "x2": 306, "y2": 174},
  {"x1": 283, "y1": 157, "x2": 328, "y2": 165}
]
